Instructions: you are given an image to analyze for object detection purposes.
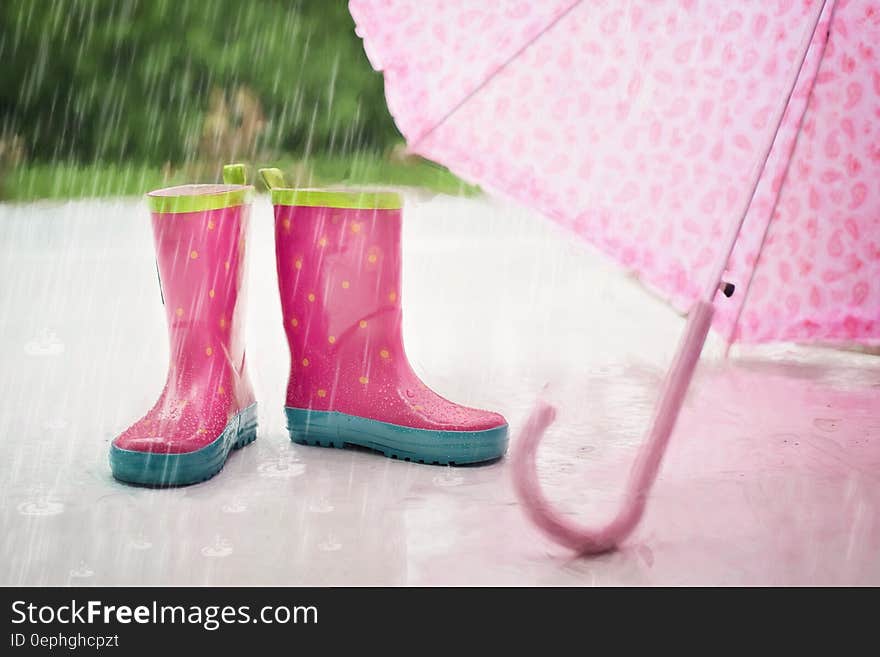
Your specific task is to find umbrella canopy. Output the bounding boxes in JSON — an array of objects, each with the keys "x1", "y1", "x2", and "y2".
[
  {"x1": 351, "y1": 0, "x2": 880, "y2": 552},
  {"x1": 351, "y1": 0, "x2": 878, "y2": 344}
]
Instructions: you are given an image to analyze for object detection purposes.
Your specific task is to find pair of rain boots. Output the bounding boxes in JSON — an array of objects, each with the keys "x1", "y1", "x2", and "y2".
[{"x1": 110, "y1": 165, "x2": 508, "y2": 486}]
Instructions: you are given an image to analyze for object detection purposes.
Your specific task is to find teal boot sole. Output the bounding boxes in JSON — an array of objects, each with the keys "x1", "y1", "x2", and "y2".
[
  {"x1": 285, "y1": 407, "x2": 507, "y2": 465},
  {"x1": 110, "y1": 403, "x2": 258, "y2": 486}
]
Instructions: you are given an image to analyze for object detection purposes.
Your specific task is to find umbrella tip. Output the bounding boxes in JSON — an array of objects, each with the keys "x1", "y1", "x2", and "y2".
[{"x1": 720, "y1": 281, "x2": 735, "y2": 298}]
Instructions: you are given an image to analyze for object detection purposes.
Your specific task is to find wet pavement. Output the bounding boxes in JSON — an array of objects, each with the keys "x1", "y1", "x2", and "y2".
[{"x1": 1, "y1": 193, "x2": 878, "y2": 585}]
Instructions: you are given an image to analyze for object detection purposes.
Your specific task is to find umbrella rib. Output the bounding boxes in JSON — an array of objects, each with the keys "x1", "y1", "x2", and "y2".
[
  {"x1": 703, "y1": 0, "x2": 830, "y2": 302},
  {"x1": 411, "y1": 0, "x2": 585, "y2": 147},
  {"x1": 726, "y1": 0, "x2": 839, "y2": 347}
]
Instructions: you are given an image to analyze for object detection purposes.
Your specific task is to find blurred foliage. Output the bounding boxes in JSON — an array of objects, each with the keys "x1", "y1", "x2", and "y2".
[
  {"x1": 3, "y1": 157, "x2": 479, "y2": 202},
  {"x1": 3, "y1": 162, "x2": 189, "y2": 201},
  {"x1": 0, "y1": 0, "x2": 401, "y2": 164}
]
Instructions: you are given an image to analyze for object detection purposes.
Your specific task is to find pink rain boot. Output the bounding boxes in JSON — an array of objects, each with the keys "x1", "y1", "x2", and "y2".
[
  {"x1": 110, "y1": 165, "x2": 257, "y2": 486},
  {"x1": 260, "y1": 168, "x2": 508, "y2": 465}
]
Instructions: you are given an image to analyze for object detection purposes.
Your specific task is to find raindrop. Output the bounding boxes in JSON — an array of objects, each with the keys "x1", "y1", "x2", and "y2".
[
  {"x1": 201, "y1": 536, "x2": 233, "y2": 558},
  {"x1": 307, "y1": 498, "x2": 334, "y2": 514},
  {"x1": 318, "y1": 534, "x2": 342, "y2": 552},
  {"x1": 221, "y1": 498, "x2": 248, "y2": 514},
  {"x1": 257, "y1": 456, "x2": 305, "y2": 478},
  {"x1": 69, "y1": 561, "x2": 94, "y2": 578},
  {"x1": 129, "y1": 534, "x2": 153, "y2": 551},
  {"x1": 23, "y1": 328, "x2": 65, "y2": 356},
  {"x1": 432, "y1": 468, "x2": 464, "y2": 488}
]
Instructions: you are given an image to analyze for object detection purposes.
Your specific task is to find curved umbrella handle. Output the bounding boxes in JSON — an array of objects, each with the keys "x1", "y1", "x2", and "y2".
[{"x1": 512, "y1": 300, "x2": 716, "y2": 554}]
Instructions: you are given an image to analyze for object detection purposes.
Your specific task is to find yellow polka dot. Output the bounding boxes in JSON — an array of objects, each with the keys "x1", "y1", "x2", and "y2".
[
  {"x1": 359, "y1": 376, "x2": 369, "y2": 385},
  {"x1": 294, "y1": 259, "x2": 302, "y2": 270},
  {"x1": 380, "y1": 349, "x2": 390, "y2": 359},
  {"x1": 318, "y1": 237, "x2": 327, "y2": 247},
  {"x1": 197, "y1": 427, "x2": 207, "y2": 435},
  {"x1": 207, "y1": 220, "x2": 215, "y2": 230},
  {"x1": 218, "y1": 386, "x2": 225, "y2": 395},
  {"x1": 219, "y1": 317, "x2": 227, "y2": 329},
  {"x1": 389, "y1": 291, "x2": 397, "y2": 302},
  {"x1": 308, "y1": 293, "x2": 316, "y2": 302},
  {"x1": 317, "y1": 389, "x2": 327, "y2": 398},
  {"x1": 224, "y1": 261, "x2": 230, "y2": 271},
  {"x1": 341, "y1": 280, "x2": 350, "y2": 289},
  {"x1": 328, "y1": 336, "x2": 336, "y2": 344},
  {"x1": 359, "y1": 320, "x2": 367, "y2": 328},
  {"x1": 301, "y1": 358, "x2": 309, "y2": 367},
  {"x1": 190, "y1": 250, "x2": 198, "y2": 259},
  {"x1": 209, "y1": 289, "x2": 215, "y2": 298},
  {"x1": 282, "y1": 219, "x2": 291, "y2": 231},
  {"x1": 176, "y1": 307, "x2": 184, "y2": 317},
  {"x1": 367, "y1": 253, "x2": 377, "y2": 264},
  {"x1": 413, "y1": 405, "x2": 424, "y2": 411},
  {"x1": 290, "y1": 317, "x2": 299, "y2": 327},
  {"x1": 351, "y1": 223, "x2": 361, "y2": 234},
  {"x1": 205, "y1": 346, "x2": 213, "y2": 356}
]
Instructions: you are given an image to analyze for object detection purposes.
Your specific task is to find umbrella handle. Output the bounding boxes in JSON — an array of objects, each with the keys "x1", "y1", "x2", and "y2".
[{"x1": 512, "y1": 300, "x2": 715, "y2": 554}]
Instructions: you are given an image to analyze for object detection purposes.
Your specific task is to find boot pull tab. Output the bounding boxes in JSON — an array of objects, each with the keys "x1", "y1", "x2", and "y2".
[
  {"x1": 258, "y1": 167, "x2": 287, "y2": 190},
  {"x1": 223, "y1": 163, "x2": 249, "y2": 185}
]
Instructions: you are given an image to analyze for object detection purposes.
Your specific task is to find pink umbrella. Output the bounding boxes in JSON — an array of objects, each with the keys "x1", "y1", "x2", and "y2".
[{"x1": 350, "y1": 0, "x2": 880, "y2": 553}]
